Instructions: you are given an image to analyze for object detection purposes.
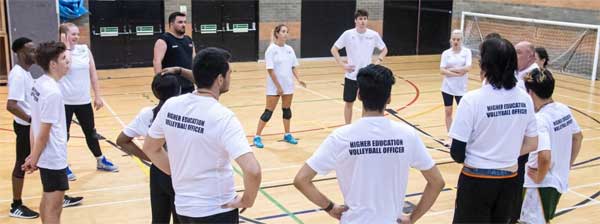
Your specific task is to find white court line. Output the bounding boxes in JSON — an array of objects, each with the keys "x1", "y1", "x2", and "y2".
[
  {"x1": 0, "y1": 183, "x2": 147, "y2": 203},
  {"x1": 102, "y1": 98, "x2": 128, "y2": 127},
  {"x1": 583, "y1": 136, "x2": 600, "y2": 142},
  {"x1": 556, "y1": 201, "x2": 600, "y2": 213},
  {"x1": 568, "y1": 189, "x2": 600, "y2": 204},
  {"x1": 419, "y1": 180, "x2": 600, "y2": 217},
  {"x1": 424, "y1": 208, "x2": 454, "y2": 216},
  {"x1": 0, "y1": 198, "x2": 151, "y2": 219},
  {"x1": 297, "y1": 84, "x2": 362, "y2": 112},
  {"x1": 570, "y1": 182, "x2": 600, "y2": 190},
  {"x1": 66, "y1": 197, "x2": 150, "y2": 210}
]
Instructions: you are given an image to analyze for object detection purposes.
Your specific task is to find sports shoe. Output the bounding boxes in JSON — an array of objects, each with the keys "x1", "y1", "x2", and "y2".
[
  {"x1": 283, "y1": 133, "x2": 298, "y2": 145},
  {"x1": 66, "y1": 166, "x2": 76, "y2": 181},
  {"x1": 9, "y1": 205, "x2": 39, "y2": 219},
  {"x1": 253, "y1": 136, "x2": 264, "y2": 148},
  {"x1": 97, "y1": 156, "x2": 119, "y2": 172},
  {"x1": 63, "y1": 195, "x2": 83, "y2": 208}
]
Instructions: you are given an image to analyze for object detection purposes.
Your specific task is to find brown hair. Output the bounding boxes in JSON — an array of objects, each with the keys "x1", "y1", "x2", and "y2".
[
  {"x1": 35, "y1": 41, "x2": 67, "y2": 72},
  {"x1": 271, "y1": 24, "x2": 287, "y2": 43}
]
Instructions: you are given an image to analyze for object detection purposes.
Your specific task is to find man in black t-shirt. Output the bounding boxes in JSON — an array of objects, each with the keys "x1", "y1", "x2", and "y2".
[{"x1": 153, "y1": 12, "x2": 196, "y2": 93}]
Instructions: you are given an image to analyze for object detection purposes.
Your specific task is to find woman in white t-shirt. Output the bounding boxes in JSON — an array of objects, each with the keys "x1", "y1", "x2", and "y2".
[
  {"x1": 440, "y1": 30, "x2": 472, "y2": 138},
  {"x1": 58, "y1": 23, "x2": 118, "y2": 178},
  {"x1": 253, "y1": 24, "x2": 306, "y2": 148},
  {"x1": 116, "y1": 73, "x2": 182, "y2": 224}
]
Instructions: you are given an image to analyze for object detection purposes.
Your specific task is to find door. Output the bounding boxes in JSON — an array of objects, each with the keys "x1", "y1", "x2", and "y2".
[
  {"x1": 192, "y1": 0, "x2": 258, "y2": 61},
  {"x1": 301, "y1": 0, "x2": 356, "y2": 57},
  {"x1": 89, "y1": 0, "x2": 164, "y2": 68}
]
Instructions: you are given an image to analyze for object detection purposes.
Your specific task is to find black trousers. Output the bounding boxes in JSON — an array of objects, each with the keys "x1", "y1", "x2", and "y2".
[
  {"x1": 178, "y1": 209, "x2": 239, "y2": 224},
  {"x1": 453, "y1": 172, "x2": 520, "y2": 223},
  {"x1": 150, "y1": 164, "x2": 179, "y2": 224},
  {"x1": 511, "y1": 154, "x2": 529, "y2": 222},
  {"x1": 65, "y1": 103, "x2": 103, "y2": 157}
]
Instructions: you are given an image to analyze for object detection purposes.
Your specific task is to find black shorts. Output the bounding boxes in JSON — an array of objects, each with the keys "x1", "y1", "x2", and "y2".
[
  {"x1": 442, "y1": 92, "x2": 462, "y2": 107},
  {"x1": 40, "y1": 167, "x2": 69, "y2": 192},
  {"x1": 343, "y1": 78, "x2": 358, "y2": 102},
  {"x1": 178, "y1": 209, "x2": 239, "y2": 224}
]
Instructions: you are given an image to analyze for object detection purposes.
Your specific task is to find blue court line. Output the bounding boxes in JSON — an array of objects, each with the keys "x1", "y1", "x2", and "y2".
[{"x1": 254, "y1": 187, "x2": 454, "y2": 221}]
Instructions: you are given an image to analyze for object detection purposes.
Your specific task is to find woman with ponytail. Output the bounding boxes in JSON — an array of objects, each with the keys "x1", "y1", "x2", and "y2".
[
  {"x1": 116, "y1": 73, "x2": 181, "y2": 224},
  {"x1": 253, "y1": 24, "x2": 306, "y2": 148}
]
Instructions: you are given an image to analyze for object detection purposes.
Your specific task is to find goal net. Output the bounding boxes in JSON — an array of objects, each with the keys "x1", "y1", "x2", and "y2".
[{"x1": 461, "y1": 11, "x2": 600, "y2": 80}]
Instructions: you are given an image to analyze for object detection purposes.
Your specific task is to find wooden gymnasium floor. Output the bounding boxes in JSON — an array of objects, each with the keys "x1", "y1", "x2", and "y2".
[{"x1": 1, "y1": 55, "x2": 599, "y2": 223}]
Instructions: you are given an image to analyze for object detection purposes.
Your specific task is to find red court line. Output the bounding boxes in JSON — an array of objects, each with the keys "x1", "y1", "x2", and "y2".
[{"x1": 251, "y1": 77, "x2": 421, "y2": 137}]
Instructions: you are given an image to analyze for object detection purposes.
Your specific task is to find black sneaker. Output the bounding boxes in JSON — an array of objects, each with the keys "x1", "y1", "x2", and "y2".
[
  {"x1": 63, "y1": 195, "x2": 84, "y2": 208},
  {"x1": 9, "y1": 205, "x2": 39, "y2": 219}
]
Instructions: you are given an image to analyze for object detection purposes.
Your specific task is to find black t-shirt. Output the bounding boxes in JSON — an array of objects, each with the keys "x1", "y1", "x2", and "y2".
[{"x1": 159, "y1": 32, "x2": 194, "y2": 93}]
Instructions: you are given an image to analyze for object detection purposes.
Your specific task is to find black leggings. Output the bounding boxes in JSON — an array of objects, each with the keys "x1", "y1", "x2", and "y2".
[
  {"x1": 150, "y1": 165, "x2": 179, "y2": 224},
  {"x1": 65, "y1": 103, "x2": 103, "y2": 157}
]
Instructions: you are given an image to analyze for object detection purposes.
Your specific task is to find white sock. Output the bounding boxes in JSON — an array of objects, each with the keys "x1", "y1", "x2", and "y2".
[{"x1": 96, "y1": 155, "x2": 104, "y2": 161}]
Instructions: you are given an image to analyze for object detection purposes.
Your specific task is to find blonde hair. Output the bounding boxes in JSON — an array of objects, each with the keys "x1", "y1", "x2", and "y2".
[
  {"x1": 451, "y1": 29, "x2": 463, "y2": 39},
  {"x1": 59, "y1": 22, "x2": 76, "y2": 36}
]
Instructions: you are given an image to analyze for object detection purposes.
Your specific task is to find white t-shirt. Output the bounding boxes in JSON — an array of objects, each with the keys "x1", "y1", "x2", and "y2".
[
  {"x1": 123, "y1": 106, "x2": 154, "y2": 138},
  {"x1": 265, "y1": 43, "x2": 299, "y2": 95},
  {"x1": 516, "y1": 63, "x2": 538, "y2": 91},
  {"x1": 449, "y1": 84, "x2": 537, "y2": 169},
  {"x1": 524, "y1": 102, "x2": 581, "y2": 193},
  {"x1": 307, "y1": 117, "x2": 435, "y2": 224},
  {"x1": 334, "y1": 28, "x2": 386, "y2": 80},
  {"x1": 147, "y1": 93, "x2": 252, "y2": 218},
  {"x1": 30, "y1": 75, "x2": 68, "y2": 170},
  {"x1": 59, "y1": 44, "x2": 92, "y2": 105},
  {"x1": 440, "y1": 47, "x2": 472, "y2": 96},
  {"x1": 7, "y1": 64, "x2": 33, "y2": 125}
]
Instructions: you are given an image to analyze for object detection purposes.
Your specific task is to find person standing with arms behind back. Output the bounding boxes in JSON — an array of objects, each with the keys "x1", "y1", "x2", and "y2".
[
  {"x1": 153, "y1": 11, "x2": 195, "y2": 93},
  {"x1": 294, "y1": 65, "x2": 444, "y2": 224},
  {"x1": 6, "y1": 37, "x2": 39, "y2": 219},
  {"x1": 22, "y1": 41, "x2": 71, "y2": 224},
  {"x1": 143, "y1": 48, "x2": 261, "y2": 223},
  {"x1": 331, "y1": 9, "x2": 388, "y2": 124}
]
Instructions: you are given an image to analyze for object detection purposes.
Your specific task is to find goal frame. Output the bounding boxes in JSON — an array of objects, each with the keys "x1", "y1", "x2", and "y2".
[{"x1": 460, "y1": 11, "x2": 600, "y2": 81}]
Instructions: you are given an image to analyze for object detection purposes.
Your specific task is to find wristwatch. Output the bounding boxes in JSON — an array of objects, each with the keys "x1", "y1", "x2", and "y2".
[{"x1": 323, "y1": 201, "x2": 334, "y2": 212}]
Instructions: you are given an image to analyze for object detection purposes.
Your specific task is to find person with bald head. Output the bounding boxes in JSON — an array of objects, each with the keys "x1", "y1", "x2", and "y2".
[{"x1": 515, "y1": 41, "x2": 539, "y2": 90}]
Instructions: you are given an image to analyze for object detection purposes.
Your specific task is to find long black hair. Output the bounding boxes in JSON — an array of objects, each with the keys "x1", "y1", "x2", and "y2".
[
  {"x1": 151, "y1": 73, "x2": 181, "y2": 120},
  {"x1": 480, "y1": 38, "x2": 518, "y2": 90}
]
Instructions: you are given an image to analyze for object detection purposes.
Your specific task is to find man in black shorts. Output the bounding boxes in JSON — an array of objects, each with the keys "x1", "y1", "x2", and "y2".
[{"x1": 22, "y1": 41, "x2": 77, "y2": 223}]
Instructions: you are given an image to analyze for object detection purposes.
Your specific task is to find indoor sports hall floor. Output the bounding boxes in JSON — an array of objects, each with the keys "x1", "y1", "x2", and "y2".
[{"x1": 1, "y1": 55, "x2": 599, "y2": 223}]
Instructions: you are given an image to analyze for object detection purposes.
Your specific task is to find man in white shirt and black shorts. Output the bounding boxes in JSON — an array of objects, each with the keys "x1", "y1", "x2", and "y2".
[
  {"x1": 6, "y1": 37, "x2": 40, "y2": 219},
  {"x1": 22, "y1": 41, "x2": 73, "y2": 223},
  {"x1": 143, "y1": 47, "x2": 262, "y2": 223},
  {"x1": 520, "y1": 68, "x2": 583, "y2": 223},
  {"x1": 449, "y1": 38, "x2": 538, "y2": 223},
  {"x1": 331, "y1": 9, "x2": 388, "y2": 124},
  {"x1": 294, "y1": 64, "x2": 445, "y2": 223}
]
